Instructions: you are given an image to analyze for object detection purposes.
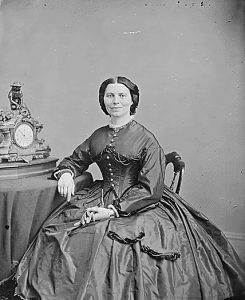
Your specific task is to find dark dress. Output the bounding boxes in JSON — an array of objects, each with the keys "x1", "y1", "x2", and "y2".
[{"x1": 1, "y1": 120, "x2": 245, "y2": 300}]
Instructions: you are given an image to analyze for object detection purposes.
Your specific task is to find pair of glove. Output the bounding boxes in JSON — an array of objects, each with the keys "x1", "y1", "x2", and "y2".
[{"x1": 74, "y1": 207, "x2": 115, "y2": 227}]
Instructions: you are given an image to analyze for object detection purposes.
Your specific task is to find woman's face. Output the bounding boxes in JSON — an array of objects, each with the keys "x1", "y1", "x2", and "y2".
[{"x1": 104, "y1": 83, "x2": 133, "y2": 118}]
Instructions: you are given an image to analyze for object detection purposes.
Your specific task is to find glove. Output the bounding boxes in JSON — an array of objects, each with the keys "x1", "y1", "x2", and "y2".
[{"x1": 74, "y1": 206, "x2": 115, "y2": 226}]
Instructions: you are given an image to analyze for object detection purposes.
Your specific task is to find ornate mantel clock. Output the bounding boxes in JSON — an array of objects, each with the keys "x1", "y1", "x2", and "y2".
[{"x1": 0, "y1": 82, "x2": 51, "y2": 163}]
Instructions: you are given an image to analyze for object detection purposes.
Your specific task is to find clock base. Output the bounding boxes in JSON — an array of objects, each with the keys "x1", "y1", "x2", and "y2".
[{"x1": 0, "y1": 157, "x2": 58, "y2": 180}]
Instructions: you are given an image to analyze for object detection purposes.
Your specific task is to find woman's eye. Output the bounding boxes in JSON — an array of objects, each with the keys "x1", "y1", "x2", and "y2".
[
  {"x1": 119, "y1": 94, "x2": 126, "y2": 98},
  {"x1": 106, "y1": 94, "x2": 113, "y2": 98}
]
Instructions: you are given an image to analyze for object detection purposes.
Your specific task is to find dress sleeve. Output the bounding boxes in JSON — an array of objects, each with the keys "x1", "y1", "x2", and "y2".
[
  {"x1": 114, "y1": 143, "x2": 166, "y2": 217},
  {"x1": 51, "y1": 137, "x2": 93, "y2": 179}
]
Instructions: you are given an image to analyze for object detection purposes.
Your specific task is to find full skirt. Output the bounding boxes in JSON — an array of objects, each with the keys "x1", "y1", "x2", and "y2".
[{"x1": 1, "y1": 181, "x2": 245, "y2": 300}]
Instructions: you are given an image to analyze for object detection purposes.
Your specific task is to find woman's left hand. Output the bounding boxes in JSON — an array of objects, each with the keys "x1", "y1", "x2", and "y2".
[{"x1": 75, "y1": 207, "x2": 114, "y2": 226}]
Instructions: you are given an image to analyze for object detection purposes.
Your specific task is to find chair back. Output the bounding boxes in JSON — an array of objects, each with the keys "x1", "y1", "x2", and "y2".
[{"x1": 165, "y1": 152, "x2": 185, "y2": 194}]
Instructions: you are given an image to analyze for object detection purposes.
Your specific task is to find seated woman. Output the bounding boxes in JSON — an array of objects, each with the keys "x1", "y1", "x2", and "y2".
[{"x1": 1, "y1": 76, "x2": 244, "y2": 300}]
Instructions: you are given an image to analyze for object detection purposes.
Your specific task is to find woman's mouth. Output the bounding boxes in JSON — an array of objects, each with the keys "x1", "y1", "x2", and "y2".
[{"x1": 110, "y1": 107, "x2": 121, "y2": 110}]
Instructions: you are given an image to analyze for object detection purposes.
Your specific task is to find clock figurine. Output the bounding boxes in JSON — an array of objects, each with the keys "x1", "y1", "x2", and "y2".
[
  {"x1": 8, "y1": 81, "x2": 24, "y2": 110},
  {"x1": 0, "y1": 82, "x2": 51, "y2": 162}
]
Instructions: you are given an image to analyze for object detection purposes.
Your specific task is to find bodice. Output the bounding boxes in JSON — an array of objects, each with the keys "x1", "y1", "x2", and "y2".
[
  {"x1": 54, "y1": 120, "x2": 166, "y2": 215},
  {"x1": 95, "y1": 145, "x2": 146, "y2": 198}
]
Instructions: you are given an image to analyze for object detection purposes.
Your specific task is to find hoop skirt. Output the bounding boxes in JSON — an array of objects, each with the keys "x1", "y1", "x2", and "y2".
[{"x1": 1, "y1": 120, "x2": 244, "y2": 300}]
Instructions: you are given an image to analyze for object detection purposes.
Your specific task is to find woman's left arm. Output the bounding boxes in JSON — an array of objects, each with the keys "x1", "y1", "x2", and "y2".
[
  {"x1": 76, "y1": 144, "x2": 165, "y2": 226},
  {"x1": 114, "y1": 143, "x2": 166, "y2": 217}
]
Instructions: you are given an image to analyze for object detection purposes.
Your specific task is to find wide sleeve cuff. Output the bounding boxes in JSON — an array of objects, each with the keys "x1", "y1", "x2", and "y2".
[
  {"x1": 108, "y1": 204, "x2": 119, "y2": 218},
  {"x1": 52, "y1": 168, "x2": 74, "y2": 180}
]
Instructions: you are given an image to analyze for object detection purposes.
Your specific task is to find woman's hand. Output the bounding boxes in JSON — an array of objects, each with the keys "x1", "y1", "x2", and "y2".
[
  {"x1": 58, "y1": 172, "x2": 75, "y2": 202},
  {"x1": 74, "y1": 207, "x2": 115, "y2": 226}
]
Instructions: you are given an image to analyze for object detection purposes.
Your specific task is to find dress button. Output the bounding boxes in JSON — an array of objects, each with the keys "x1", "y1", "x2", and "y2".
[
  {"x1": 111, "y1": 173, "x2": 114, "y2": 176},
  {"x1": 109, "y1": 144, "x2": 112, "y2": 147},
  {"x1": 108, "y1": 163, "x2": 112, "y2": 166},
  {"x1": 111, "y1": 183, "x2": 115, "y2": 187},
  {"x1": 109, "y1": 168, "x2": 112, "y2": 171},
  {"x1": 111, "y1": 139, "x2": 114, "y2": 143},
  {"x1": 106, "y1": 156, "x2": 110, "y2": 159},
  {"x1": 110, "y1": 178, "x2": 114, "y2": 181}
]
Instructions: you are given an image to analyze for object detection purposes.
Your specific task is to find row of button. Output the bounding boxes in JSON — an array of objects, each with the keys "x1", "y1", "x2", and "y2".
[{"x1": 107, "y1": 130, "x2": 118, "y2": 188}]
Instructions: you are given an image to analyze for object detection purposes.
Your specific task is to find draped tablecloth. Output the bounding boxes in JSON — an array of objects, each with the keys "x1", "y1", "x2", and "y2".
[{"x1": 0, "y1": 172, "x2": 92, "y2": 280}]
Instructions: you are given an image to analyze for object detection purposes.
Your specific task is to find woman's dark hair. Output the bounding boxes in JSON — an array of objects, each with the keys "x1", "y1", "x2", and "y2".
[{"x1": 99, "y1": 76, "x2": 139, "y2": 115}]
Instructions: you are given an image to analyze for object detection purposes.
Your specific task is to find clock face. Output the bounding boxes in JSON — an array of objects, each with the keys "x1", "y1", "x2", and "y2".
[{"x1": 14, "y1": 122, "x2": 34, "y2": 148}]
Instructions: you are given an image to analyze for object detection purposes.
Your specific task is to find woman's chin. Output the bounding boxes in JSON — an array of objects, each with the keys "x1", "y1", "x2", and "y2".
[{"x1": 110, "y1": 111, "x2": 122, "y2": 117}]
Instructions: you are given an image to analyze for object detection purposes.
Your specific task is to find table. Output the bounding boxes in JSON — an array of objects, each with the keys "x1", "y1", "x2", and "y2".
[
  {"x1": 0, "y1": 172, "x2": 92, "y2": 280},
  {"x1": 0, "y1": 157, "x2": 59, "y2": 180}
]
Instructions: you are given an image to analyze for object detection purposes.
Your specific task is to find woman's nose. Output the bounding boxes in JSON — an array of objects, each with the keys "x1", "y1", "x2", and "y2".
[{"x1": 112, "y1": 95, "x2": 120, "y2": 103}]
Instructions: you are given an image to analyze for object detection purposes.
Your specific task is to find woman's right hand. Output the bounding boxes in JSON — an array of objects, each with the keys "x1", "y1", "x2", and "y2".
[{"x1": 58, "y1": 172, "x2": 75, "y2": 202}]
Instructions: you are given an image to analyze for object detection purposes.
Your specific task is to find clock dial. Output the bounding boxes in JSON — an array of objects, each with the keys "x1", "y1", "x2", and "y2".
[{"x1": 14, "y1": 123, "x2": 34, "y2": 148}]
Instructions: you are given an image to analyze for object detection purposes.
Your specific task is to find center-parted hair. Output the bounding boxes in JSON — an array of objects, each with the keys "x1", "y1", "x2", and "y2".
[{"x1": 99, "y1": 76, "x2": 139, "y2": 115}]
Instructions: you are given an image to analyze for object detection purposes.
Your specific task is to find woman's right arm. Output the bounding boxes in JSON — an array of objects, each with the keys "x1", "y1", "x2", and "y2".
[
  {"x1": 52, "y1": 137, "x2": 93, "y2": 201},
  {"x1": 53, "y1": 137, "x2": 93, "y2": 178}
]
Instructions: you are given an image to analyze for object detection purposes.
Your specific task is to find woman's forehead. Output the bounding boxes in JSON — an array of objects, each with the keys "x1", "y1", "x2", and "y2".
[{"x1": 105, "y1": 83, "x2": 130, "y2": 93}]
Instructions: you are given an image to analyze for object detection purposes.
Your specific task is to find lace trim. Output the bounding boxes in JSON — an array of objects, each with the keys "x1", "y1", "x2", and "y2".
[
  {"x1": 107, "y1": 231, "x2": 181, "y2": 261},
  {"x1": 94, "y1": 146, "x2": 146, "y2": 166},
  {"x1": 108, "y1": 117, "x2": 134, "y2": 132},
  {"x1": 107, "y1": 231, "x2": 145, "y2": 244},
  {"x1": 140, "y1": 245, "x2": 180, "y2": 261}
]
